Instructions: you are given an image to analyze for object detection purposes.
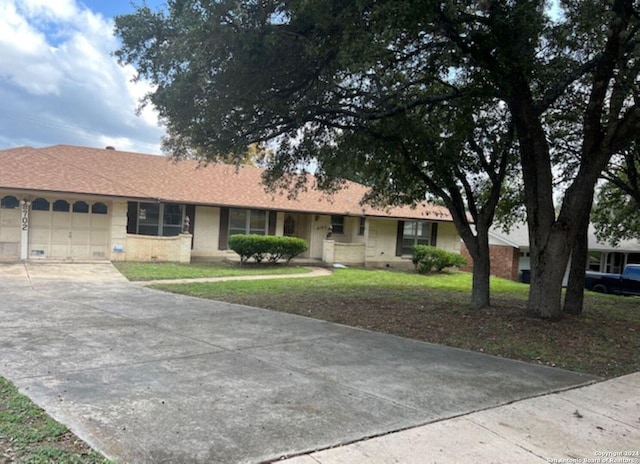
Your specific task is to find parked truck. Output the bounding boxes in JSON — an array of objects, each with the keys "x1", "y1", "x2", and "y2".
[{"x1": 584, "y1": 264, "x2": 640, "y2": 295}]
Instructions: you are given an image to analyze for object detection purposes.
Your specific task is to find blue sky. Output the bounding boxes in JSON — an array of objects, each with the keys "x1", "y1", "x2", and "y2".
[
  {"x1": 0, "y1": 0, "x2": 168, "y2": 154},
  {"x1": 80, "y1": 0, "x2": 166, "y2": 19}
]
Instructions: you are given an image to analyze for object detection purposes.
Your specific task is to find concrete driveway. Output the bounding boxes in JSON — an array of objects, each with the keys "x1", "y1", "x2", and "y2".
[{"x1": 0, "y1": 262, "x2": 596, "y2": 463}]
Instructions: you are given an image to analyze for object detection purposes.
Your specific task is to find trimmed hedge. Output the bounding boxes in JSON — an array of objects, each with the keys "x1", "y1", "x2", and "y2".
[
  {"x1": 411, "y1": 245, "x2": 467, "y2": 274},
  {"x1": 228, "y1": 234, "x2": 308, "y2": 264}
]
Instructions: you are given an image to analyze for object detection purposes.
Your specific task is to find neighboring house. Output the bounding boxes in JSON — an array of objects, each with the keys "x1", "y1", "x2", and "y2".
[
  {"x1": 459, "y1": 233, "x2": 521, "y2": 282},
  {"x1": 0, "y1": 145, "x2": 460, "y2": 265},
  {"x1": 463, "y1": 222, "x2": 640, "y2": 283}
]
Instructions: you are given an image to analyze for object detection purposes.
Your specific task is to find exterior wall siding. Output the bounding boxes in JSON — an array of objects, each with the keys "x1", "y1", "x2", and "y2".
[
  {"x1": 110, "y1": 200, "x2": 128, "y2": 261},
  {"x1": 365, "y1": 218, "x2": 399, "y2": 262},
  {"x1": 435, "y1": 222, "x2": 461, "y2": 253},
  {"x1": 309, "y1": 215, "x2": 332, "y2": 259},
  {"x1": 192, "y1": 206, "x2": 221, "y2": 258}
]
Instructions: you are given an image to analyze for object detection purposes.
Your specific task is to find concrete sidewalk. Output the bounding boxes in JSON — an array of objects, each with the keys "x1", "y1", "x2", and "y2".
[
  {"x1": 282, "y1": 373, "x2": 640, "y2": 463},
  {"x1": 0, "y1": 262, "x2": 635, "y2": 463},
  {"x1": 136, "y1": 266, "x2": 332, "y2": 286}
]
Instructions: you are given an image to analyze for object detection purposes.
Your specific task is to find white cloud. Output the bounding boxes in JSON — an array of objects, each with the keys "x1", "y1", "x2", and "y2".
[
  {"x1": 0, "y1": 0, "x2": 164, "y2": 154},
  {"x1": 18, "y1": 0, "x2": 78, "y2": 21}
]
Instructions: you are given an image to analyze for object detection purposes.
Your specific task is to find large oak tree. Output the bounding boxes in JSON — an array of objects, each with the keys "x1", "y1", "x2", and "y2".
[{"x1": 115, "y1": 0, "x2": 640, "y2": 319}]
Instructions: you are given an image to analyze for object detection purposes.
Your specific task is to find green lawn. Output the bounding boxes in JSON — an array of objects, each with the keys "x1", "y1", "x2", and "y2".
[
  {"x1": 112, "y1": 260, "x2": 311, "y2": 281},
  {"x1": 147, "y1": 267, "x2": 640, "y2": 379},
  {"x1": 0, "y1": 377, "x2": 111, "y2": 463},
  {"x1": 3, "y1": 264, "x2": 637, "y2": 458}
]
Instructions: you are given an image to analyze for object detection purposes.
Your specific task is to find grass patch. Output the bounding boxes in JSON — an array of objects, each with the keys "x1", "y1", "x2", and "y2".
[
  {"x1": 112, "y1": 261, "x2": 311, "y2": 281},
  {"x1": 151, "y1": 267, "x2": 640, "y2": 379},
  {"x1": 0, "y1": 377, "x2": 110, "y2": 463}
]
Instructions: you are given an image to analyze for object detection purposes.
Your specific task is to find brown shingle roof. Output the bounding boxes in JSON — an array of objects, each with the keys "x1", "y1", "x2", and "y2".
[{"x1": 0, "y1": 144, "x2": 452, "y2": 221}]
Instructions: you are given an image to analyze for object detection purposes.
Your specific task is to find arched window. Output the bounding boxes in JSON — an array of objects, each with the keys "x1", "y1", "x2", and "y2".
[
  {"x1": 32, "y1": 198, "x2": 50, "y2": 211},
  {"x1": 72, "y1": 201, "x2": 89, "y2": 213},
  {"x1": 0, "y1": 195, "x2": 19, "y2": 209},
  {"x1": 92, "y1": 202, "x2": 108, "y2": 214},
  {"x1": 52, "y1": 200, "x2": 70, "y2": 212}
]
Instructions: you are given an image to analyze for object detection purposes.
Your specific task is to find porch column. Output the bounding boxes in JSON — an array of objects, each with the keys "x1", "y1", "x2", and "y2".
[{"x1": 20, "y1": 200, "x2": 31, "y2": 260}]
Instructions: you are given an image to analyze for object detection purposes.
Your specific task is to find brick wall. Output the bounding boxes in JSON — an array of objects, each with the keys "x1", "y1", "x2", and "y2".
[{"x1": 459, "y1": 242, "x2": 519, "y2": 281}]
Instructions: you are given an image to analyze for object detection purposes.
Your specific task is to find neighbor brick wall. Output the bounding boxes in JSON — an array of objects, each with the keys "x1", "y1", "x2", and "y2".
[{"x1": 459, "y1": 242, "x2": 519, "y2": 281}]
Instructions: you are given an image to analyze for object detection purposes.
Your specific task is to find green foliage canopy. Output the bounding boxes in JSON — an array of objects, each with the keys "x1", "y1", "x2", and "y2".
[
  {"x1": 115, "y1": 0, "x2": 640, "y2": 319},
  {"x1": 593, "y1": 143, "x2": 640, "y2": 246}
]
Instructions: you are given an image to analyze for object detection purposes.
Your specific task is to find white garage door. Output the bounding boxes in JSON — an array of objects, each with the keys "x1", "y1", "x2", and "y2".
[
  {"x1": 29, "y1": 198, "x2": 111, "y2": 260},
  {"x1": 0, "y1": 195, "x2": 21, "y2": 258}
]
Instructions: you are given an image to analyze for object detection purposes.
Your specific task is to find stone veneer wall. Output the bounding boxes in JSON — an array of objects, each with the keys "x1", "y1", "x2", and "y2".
[
  {"x1": 124, "y1": 233, "x2": 192, "y2": 263},
  {"x1": 323, "y1": 240, "x2": 366, "y2": 265}
]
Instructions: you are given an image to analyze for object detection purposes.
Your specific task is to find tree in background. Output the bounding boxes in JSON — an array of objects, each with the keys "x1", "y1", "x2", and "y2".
[
  {"x1": 115, "y1": 0, "x2": 640, "y2": 319},
  {"x1": 275, "y1": 99, "x2": 519, "y2": 309},
  {"x1": 592, "y1": 142, "x2": 640, "y2": 246}
]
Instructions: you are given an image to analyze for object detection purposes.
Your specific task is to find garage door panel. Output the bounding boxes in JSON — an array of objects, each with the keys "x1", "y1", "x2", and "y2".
[
  {"x1": 0, "y1": 219, "x2": 20, "y2": 242},
  {"x1": 91, "y1": 215, "x2": 109, "y2": 228},
  {"x1": 0, "y1": 206, "x2": 20, "y2": 257},
  {"x1": 30, "y1": 213, "x2": 51, "y2": 226},
  {"x1": 72, "y1": 230, "x2": 91, "y2": 242},
  {"x1": 72, "y1": 214, "x2": 91, "y2": 227},
  {"x1": 90, "y1": 246, "x2": 108, "y2": 259},
  {"x1": 0, "y1": 229, "x2": 20, "y2": 241},
  {"x1": 29, "y1": 242, "x2": 49, "y2": 251},
  {"x1": 52, "y1": 213, "x2": 70, "y2": 227},
  {"x1": 0, "y1": 242, "x2": 19, "y2": 257},
  {"x1": 51, "y1": 229, "x2": 70, "y2": 245},
  {"x1": 71, "y1": 245, "x2": 90, "y2": 259},
  {"x1": 90, "y1": 229, "x2": 108, "y2": 242},
  {"x1": 26, "y1": 199, "x2": 111, "y2": 260},
  {"x1": 50, "y1": 244, "x2": 69, "y2": 258},
  {"x1": 30, "y1": 227, "x2": 50, "y2": 241}
]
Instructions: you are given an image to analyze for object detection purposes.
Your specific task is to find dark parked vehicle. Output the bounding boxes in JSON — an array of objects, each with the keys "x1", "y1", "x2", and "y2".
[{"x1": 585, "y1": 264, "x2": 640, "y2": 295}]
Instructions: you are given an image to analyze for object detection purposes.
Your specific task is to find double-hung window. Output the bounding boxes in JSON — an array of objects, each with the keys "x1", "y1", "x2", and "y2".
[
  {"x1": 229, "y1": 209, "x2": 267, "y2": 237},
  {"x1": 129, "y1": 202, "x2": 184, "y2": 236},
  {"x1": 401, "y1": 221, "x2": 431, "y2": 255},
  {"x1": 330, "y1": 215, "x2": 345, "y2": 234}
]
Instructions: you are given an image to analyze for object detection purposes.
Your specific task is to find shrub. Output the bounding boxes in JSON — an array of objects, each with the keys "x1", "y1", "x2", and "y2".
[
  {"x1": 412, "y1": 245, "x2": 467, "y2": 274},
  {"x1": 228, "y1": 234, "x2": 308, "y2": 264}
]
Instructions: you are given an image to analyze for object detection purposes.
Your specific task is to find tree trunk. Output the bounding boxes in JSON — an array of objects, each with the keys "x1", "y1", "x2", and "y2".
[
  {"x1": 456, "y1": 221, "x2": 492, "y2": 309},
  {"x1": 509, "y1": 97, "x2": 567, "y2": 319},
  {"x1": 470, "y1": 238, "x2": 491, "y2": 308},
  {"x1": 563, "y1": 203, "x2": 592, "y2": 315},
  {"x1": 526, "y1": 232, "x2": 572, "y2": 320}
]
